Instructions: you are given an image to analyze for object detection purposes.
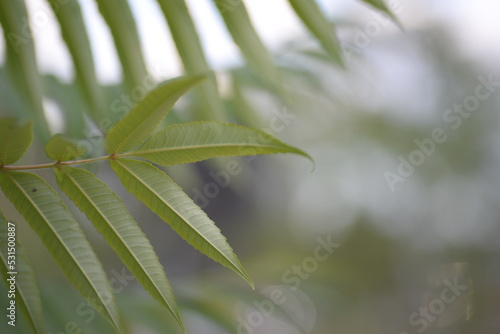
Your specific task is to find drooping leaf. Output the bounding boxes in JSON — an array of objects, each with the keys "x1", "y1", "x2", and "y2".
[
  {"x1": 110, "y1": 159, "x2": 253, "y2": 288},
  {"x1": 47, "y1": 0, "x2": 106, "y2": 122},
  {"x1": 0, "y1": 209, "x2": 43, "y2": 334},
  {"x1": 127, "y1": 121, "x2": 311, "y2": 166},
  {"x1": 106, "y1": 75, "x2": 205, "y2": 154},
  {"x1": 227, "y1": 79, "x2": 263, "y2": 128},
  {"x1": 360, "y1": 0, "x2": 389, "y2": 13},
  {"x1": 0, "y1": 68, "x2": 25, "y2": 119},
  {"x1": 213, "y1": 0, "x2": 281, "y2": 89},
  {"x1": 359, "y1": 0, "x2": 400, "y2": 25},
  {"x1": 0, "y1": 172, "x2": 122, "y2": 333},
  {"x1": 55, "y1": 166, "x2": 183, "y2": 329},
  {"x1": 45, "y1": 134, "x2": 86, "y2": 162},
  {"x1": 0, "y1": 118, "x2": 32, "y2": 166},
  {"x1": 287, "y1": 0, "x2": 344, "y2": 66},
  {"x1": 156, "y1": 0, "x2": 225, "y2": 121},
  {"x1": 94, "y1": 0, "x2": 148, "y2": 90},
  {"x1": 0, "y1": 1, "x2": 51, "y2": 142}
]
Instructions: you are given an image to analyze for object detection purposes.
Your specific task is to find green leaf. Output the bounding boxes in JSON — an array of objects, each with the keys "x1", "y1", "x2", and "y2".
[
  {"x1": 106, "y1": 75, "x2": 205, "y2": 154},
  {"x1": 55, "y1": 166, "x2": 183, "y2": 329},
  {"x1": 127, "y1": 121, "x2": 311, "y2": 166},
  {"x1": 359, "y1": 0, "x2": 400, "y2": 24},
  {"x1": 0, "y1": 171, "x2": 122, "y2": 333},
  {"x1": 0, "y1": 1, "x2": 51, "y2": 142},
  {"x1": 0, "y1": 68, "x2": 25, "y2": 118},
  {"x1": 110, "y1": 159, "x2": 253, "y2": 288},
  {"x1": 47, "y1": 0, "x2": 106, "y2": 122},
  {"x1": 0, "y1": 118, "x2": 32, "y2": 166},
  {"x1": 360, "y1": 0, "x2": 389, "y2": 13},
  {"x1": 213, "y1": 0, "x2": 281, "y2": 89},
  {"x1": 228, "y1": 79, "x2": 262, "y2": 128},
  {"x1": 156, "y1": 0, "x2": 225, "y2": 121},
  {"x1": 45, "y1": 134, "x2": 86, "y2": 162},
  {"x1": 94, "y1": 0, "x2": 148, "y2": 90},
  {"x1": 0, "y1": 210, "x2": 43, "y2": 334},
  {"x1": 288, "y1": 0, "x2": 344, "y2": 66}
]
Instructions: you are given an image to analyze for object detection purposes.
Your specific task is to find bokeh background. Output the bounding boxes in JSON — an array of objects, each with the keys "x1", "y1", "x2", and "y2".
[{"x1": 1, "y1": 0, "x2": 500, "y2": 333}]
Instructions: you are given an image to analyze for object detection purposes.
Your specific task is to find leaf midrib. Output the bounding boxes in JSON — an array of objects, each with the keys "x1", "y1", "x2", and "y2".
[
  {"x1": 60, "y1": 167, "x2": 178, "y2": 319},
  {"x1": 115, "y1": 160, "x2": 241, "y2": 273},
  {"x1": 110, "y1": 106, "x2": 154, "y2": 154},
  {"x1": 131, "y1": 142, "x2": 294, "y2": 156},
  {"x1": 110, "y1": 93, "x2": 177, "y2": 154},
  {"x1": 4, "y1": 173, "x2": 118, "y2": 330}
]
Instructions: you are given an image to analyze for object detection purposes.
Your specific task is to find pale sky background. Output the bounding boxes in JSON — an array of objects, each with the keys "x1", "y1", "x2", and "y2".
[{"x1": 1, "y1": 0, "x2": 500, "y2": 84}]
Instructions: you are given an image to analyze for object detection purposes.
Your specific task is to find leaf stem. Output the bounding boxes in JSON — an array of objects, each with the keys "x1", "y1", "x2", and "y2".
[{"x1": 1, "y1": 155, "x2": 112, "y2": 171}]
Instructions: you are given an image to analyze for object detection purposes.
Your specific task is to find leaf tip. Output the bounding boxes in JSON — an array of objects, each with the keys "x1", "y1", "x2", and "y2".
[
  {"x1": 292, "y1": 147, "x2": 315, "y2": 165},
  {"x1": 290, "y1": 146, "x2": 315, "y2": 171},
  {"x1": 238, "y1": 267, "x2": 254, "y2": 290},
  {"x1": 176, "y1": 316, "x2": 186, "y2": 333},
  {"x1": 308, "y1": 159, "x2": 316, "y2": 173},
  {"x1": 190, "y1": 72, "x2": 209, "y2": 84}
]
